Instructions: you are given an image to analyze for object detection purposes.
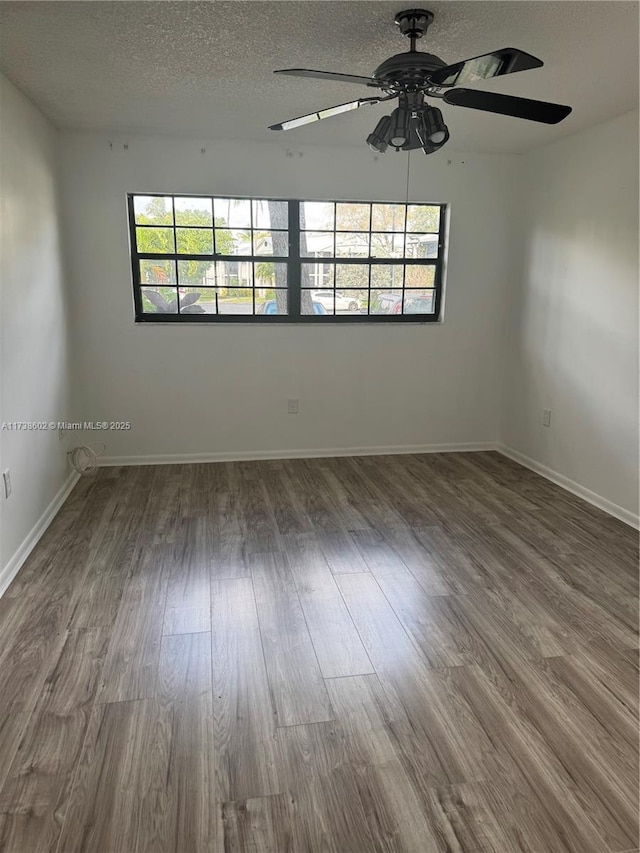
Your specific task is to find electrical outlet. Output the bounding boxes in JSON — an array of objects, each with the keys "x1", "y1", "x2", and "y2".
[
  {"x1": 2, "y1": 469, "x2": 12, "y2": 499},
  {"x1": 287, "y1": 398, "x2": 299, "y2": 415},
  {"x1": 542, "y1": 408, "x2": 552, "y2": 428}
]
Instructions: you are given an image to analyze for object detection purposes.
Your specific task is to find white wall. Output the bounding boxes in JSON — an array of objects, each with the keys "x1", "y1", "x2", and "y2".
[
  {"x1": 59, "y1": 131, "x2": 518, "y2": 461},
  {"x1": 502, "y1": 110, "x2": 639, "y2": 521},
  {"x1": 0, "y1": 73, "x2": 73, "y2": 583}
]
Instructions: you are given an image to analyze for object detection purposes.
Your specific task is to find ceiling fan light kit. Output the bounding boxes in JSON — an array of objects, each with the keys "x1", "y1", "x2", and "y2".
[
  {"x1": 269, "y1": 8, "x2": 572, "y2": 154},
  {"x1": 366, "y1": 115, "x2": 392, "y2": 153},
  {"x1": 389, "y1": 103, "x2": 412, "y2": 147}
]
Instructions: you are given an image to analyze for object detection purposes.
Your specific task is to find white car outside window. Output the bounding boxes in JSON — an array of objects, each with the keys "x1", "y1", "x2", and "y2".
[{"x1": 312, "y1": 291, "x2": 360, "y2": 311}]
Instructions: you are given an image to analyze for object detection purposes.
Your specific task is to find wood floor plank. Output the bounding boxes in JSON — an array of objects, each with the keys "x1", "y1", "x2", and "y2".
[
  {"x1": 211, "y1": 578, "x2": 280, "y2": 801},
  {"x1": 336, "y1": 573, "x2": 506, "y2": 788},
  {"x1": 154, "y1": 632, "x2": 216, "y2": 853},
  {"x1": 0, "y1": 594, "x2": 72, "y2": 791},
  {"x1": 0, "y1": 628, "x2": 109, "y2": 853},
  {"x1": 316, "y1": 529, "x2": 370, "y2": 575},
  {"x1": 373, "y1": 574, "x2": 470, "y2": 668},
  {"x1": 163, "y1": 517, "x2": 211, "y2": 635},
  {"x1": 349, "y1": 528, "x2": 412, "y2": 577},
  {"x1": 323, "y1": 674, "x2": 442, "y2": 852},
  {"x1": 58, "y1": 635, "x2": 215, "y2": 853},
  {"x1": 96, "y1": 545, "x2": 170, "y2": 704},
  {"x1": 249, "y1": 552, "x2": 333, "y2": 727},
  {"x1": 282, "y1": 459, "x2": 345, "y2": 533},
  {"x1": 261, "y1": 466, "x2": 313, "y2": 536},
  {"x1": 217, "y1": 794, "x2": 294, "y2": 853},
  {"x1": 375, "y1": 525, "x2": 460, "y2": 595},
  {"x1": 4, "y1": 474, "x2": 117, "y2": 602},
  {"x1": 237, "y1": 477, "x2": 281, "y2": 554},
  {"x1": 55, "y1": 698, "x2": 171, "y2": 853},
  {"x1": 0, "y1": 598, "x2": 21, "y2": 652},
  {"x1": 67, "y1": 532, "x2": 138, "y2": 630},
  {"x1": 210, "y1": 533, "x2": 250, "y2": 580},
  {"x1": 274, "y1": 720, "x2": 395, "y2": 852},
  {"x1": 447, "y1": 663, "x2": 616, "y2": 853},
  {"x1": 283, "y1": 535, "x2": 374, "y2": 678}
]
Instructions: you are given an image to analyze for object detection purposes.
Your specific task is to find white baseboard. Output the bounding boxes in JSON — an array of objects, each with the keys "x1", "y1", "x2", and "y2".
[
  {"x1": 498, "y1": 444, "x2": 639, "y2": 530},
  {"x1": 0, "y1": 471, "x2": 81, "y2": 597},
  {"x1": 98, "y1": 441, "x2": 499, "y2": 467}
]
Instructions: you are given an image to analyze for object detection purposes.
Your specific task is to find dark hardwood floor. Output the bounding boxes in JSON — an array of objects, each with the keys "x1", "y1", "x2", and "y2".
[{"x1": 0, "y1": 451, "x2": 637, "y2": 853}]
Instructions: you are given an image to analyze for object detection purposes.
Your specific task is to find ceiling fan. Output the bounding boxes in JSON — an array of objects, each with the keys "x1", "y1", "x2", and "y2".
[{"x1": 269, "y1": 8, "x2": 572, "y2": 154}]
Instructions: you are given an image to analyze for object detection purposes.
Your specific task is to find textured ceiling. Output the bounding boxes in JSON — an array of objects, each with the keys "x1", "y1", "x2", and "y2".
[{"x1": 0, "y1": 1, "x2": 638, "y2": 153}]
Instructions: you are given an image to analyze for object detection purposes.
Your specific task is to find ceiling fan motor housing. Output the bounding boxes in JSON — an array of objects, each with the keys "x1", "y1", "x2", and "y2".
[{"x1": 373, "y1": 52, "x2": 447, "y2": 91}]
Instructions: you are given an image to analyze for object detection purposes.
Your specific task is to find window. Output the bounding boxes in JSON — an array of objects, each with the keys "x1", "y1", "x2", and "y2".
[{"x1": 128, "y1": 194, "x2": 446, "y2": 323}]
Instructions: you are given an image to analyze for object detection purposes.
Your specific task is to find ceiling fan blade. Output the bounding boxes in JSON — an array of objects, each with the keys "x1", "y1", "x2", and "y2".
[
  {"x1": 274, "y1": 68, "x2": 382, "y2": 87},
  {"x1": 428, "y1": 48, "x2": 543, "y2": 87},
  {"x1": 444, "y1": 88, "x2": 572, "y2": 124},
  {"x1": 269, "y1": 98, "x2": 382, "y2": 131}
]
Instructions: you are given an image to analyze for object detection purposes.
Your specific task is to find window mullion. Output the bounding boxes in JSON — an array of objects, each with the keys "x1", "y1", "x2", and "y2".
[{"x1": 289, "y1": 200, "x2": 301, "y2": 319}]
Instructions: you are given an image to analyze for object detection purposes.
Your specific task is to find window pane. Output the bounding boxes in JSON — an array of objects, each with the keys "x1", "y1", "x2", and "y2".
[
  {"x1": 371, "y1": 203, "x2": 405, "y2": 232},
  {"x1": 256, "y1": 290, "x2": 288, "y2": 315},
  {"x1": 216, "y1": 260, "x2": 253, "y2": 289},
  {"x1": 302, "y1": 289, "x2": 333, "y2": 315},
  {"x1": 140, "y1": 259, "x2": 176, "y2": 285},
  {"x1": 301, "y1": 231, "x2": 334, "y2": 257},
  {"x1": 405, "y1": 233, "x2": 438, "y2": 258},
  {"x1": 336, "y1": 202, "x2": 370, "y2": 231},
  {"x1": 174, "y1": 197, "x2": 213, "y2": 227},
  {"x1": 309, "y1": 289, "x2": 334, "y2": 315},
  {"x1": 404, "y1": 265, "x2": 436, "y2": 288},
  {"x1": 370, "y1": 232, "x2": 405, "y2": 258},
  {"x1": 176, "y1": 228, "x2": 213, "y2": 255},
  {"x1": 357, "y1": 290, "x2": 370, "y2": 313},
  {"x1": 136, "y1": 227, "x2": 174, "y2": 253},
  {"x1": 134, "y1": 196, "x2": 173, "y2": 225},
  {"x1": 183, "y1": 288, "x2": 217, "y2": 314},
  {"x1": 178, "y1": 260, "x2": 215, "y2": 287},
  {"x1": 177, "y1": 288, "x2": 207, "y2": 315},
  {"x1": 217, "y1": 288, "x2": 254, "y2": 315},
  {"x1": 254, "y1": 261, "x2": 287, "y2": 290},
  {"x1": 214, "y1": 198, "x2": 251, "y2": 228},
  {"x1": 301, "y1": 201, "x2": 334, "y2": 231},
  {"x1": 253, "y1": 230, "x2": 289, "y2": 256},
  {"x1": 253, "y1": 200, "x2": 288, "y2": 229},
  {"x1": 406, "y1": 204, "x2": 440, "y2": 232},
  {"x1": 335, "y1": 232, "x2": 369, "y2": 258},
  {"x1": 403, "y1": 290, "x2": 436, "y2": 314},
  {"x1": 370, "y1": 264, "x2": 404, "y2": 289},
  {"x1": 335, "y1": 263, "x2": 368, "y2": 289},
  {"x1": 370, "y1": 289, "x2": 403, "y2": 315},
  {"x1": 141, "y1": 286, "x2": 178, "y2": 313},
  {"x1": 215, "y1": 229, "x2": 252, "y2": 256},
  {"x1": 335, "y1": 290, "x2": 364, "y2": 314},
  {"x1": 302, "y1": 262, "x2": 333, "y2": 289}
]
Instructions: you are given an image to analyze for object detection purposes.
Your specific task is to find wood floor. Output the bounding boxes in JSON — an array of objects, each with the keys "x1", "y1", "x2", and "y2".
[{"x1": 0, "y1": 451, "x2": 637, "y2": 853}]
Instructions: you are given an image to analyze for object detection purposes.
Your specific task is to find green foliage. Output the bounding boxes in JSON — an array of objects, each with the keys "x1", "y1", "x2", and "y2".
[
  {"x1": 137, "y1": 197, "x2": 173, "y2": 225},
  {"x1": 136, "y1": 198, "x2": 235, "y2": 289},
  {"x1": 406, "y1": 205, "x2": 440, "y2": 232},
  {"x1": 136, "y1": 227, "x2": 174, "y2": 253}
]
